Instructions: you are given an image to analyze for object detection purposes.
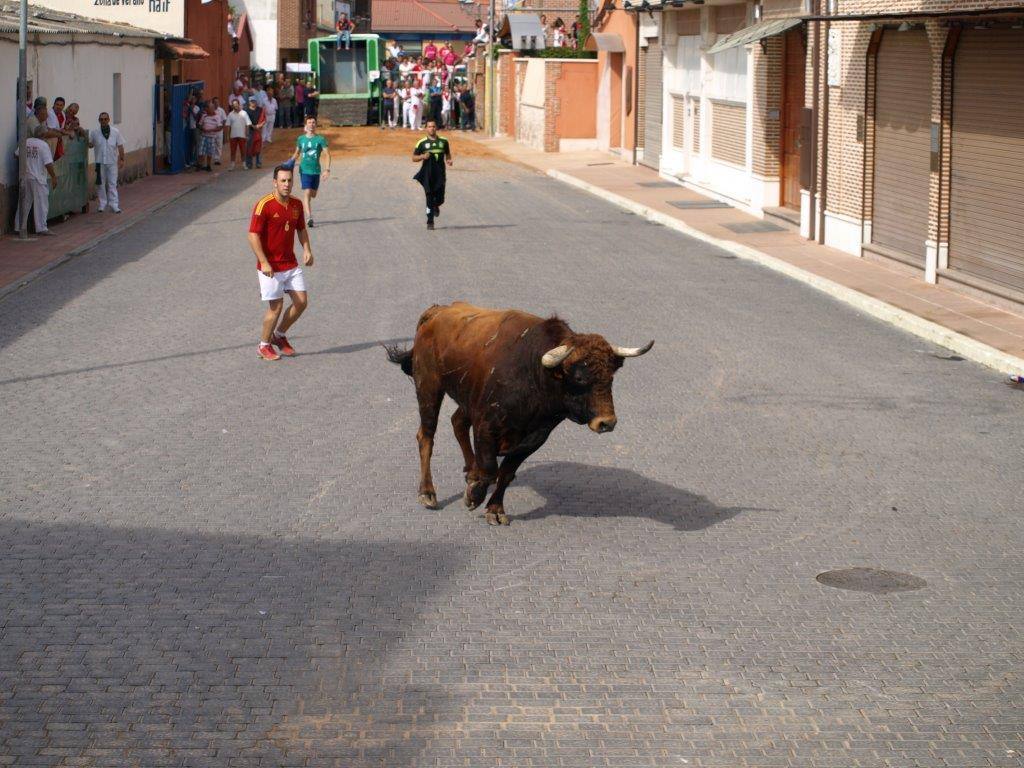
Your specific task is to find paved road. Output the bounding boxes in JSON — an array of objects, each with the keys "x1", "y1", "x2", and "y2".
[{"x1": 1, "y1": 151, "x2": 1023, "y2": 768}]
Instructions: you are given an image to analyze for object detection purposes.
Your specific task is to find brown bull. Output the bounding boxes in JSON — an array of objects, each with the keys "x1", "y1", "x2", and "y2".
[{"x1": 386, "y1": 302, "x2": 653, "y2": 525}]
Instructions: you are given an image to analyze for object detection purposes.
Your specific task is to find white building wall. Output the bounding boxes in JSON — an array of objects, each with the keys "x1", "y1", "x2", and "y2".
[
  {"x1": 1, "y1": 35, "x2": 155, "y2": 186},
  {"x1": 244, "y1": 0, "x2": 278, "y2": 70},
  {"x1": 661, "y1": 5, "x2": 778, "y2": 214}
]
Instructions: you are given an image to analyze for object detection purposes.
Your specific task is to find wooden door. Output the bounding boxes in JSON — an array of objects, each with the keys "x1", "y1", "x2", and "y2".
[{"x1": 781, "y1": 28, "x2": 805, "y2": 210}]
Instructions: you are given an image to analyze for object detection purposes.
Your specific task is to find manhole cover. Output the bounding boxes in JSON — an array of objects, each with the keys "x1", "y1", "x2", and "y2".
[{"x1": 816, "y1": 567, "x2": 926, "y2": 594}]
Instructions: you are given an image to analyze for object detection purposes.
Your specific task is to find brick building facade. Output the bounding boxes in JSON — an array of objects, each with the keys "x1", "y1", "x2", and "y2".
[{"x1": 636, "y1": 0, "x2": 1024, "y2": 308}]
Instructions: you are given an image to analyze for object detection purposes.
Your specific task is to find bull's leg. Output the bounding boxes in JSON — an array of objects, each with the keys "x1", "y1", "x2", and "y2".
[
  {"x1": 415, "y1": 381, "x2": 444, "y2": 510},
  {"x1": 483, "y1": 453, "x2": 529, "y2": 526},
  {"x1": 484, "y1": 431, "x2": 550, "y2": 525},
  {"x1": 464, "y1": 428, "x2": 497, "y2": 511},
  {"x1": 451, "y1": 406, "x2": 475, "y2": 479}
]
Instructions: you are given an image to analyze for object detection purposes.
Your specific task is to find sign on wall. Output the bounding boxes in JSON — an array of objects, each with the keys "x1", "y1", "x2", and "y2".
[
  {"x1": 827, "y1": 27, "x2": 842, "y2": 87},
  {"x1": 32, "y1": 0, "x2": 185, "y2": 36}
]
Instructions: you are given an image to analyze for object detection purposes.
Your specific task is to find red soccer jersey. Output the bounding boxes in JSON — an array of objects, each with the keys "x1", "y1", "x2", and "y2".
[{"x1": 249, "y1": 193, "x2": 306, "y2": 272}]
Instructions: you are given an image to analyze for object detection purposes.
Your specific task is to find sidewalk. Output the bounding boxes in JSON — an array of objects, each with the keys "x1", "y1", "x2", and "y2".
[
  {"x1": 0, "y1": 170, "x2": 217, "y2": 300},
  {"x1": 476, "y1": 135, "x2": 1024, "y2": 378}
]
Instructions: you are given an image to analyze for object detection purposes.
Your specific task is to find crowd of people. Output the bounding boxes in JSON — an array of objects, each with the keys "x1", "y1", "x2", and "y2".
[
  {"x1": 15, "y1": 89, "x2": 126, "y2": 235},
  {"x1": 378, "y1": 42, "x2": 479, "y2": 131},
  {"x1": 180, "y1": 72, "x2": 321, "y2": 173}
]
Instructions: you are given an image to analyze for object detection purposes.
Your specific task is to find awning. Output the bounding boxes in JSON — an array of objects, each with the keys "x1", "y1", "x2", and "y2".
[
  {"x1": 157, "y1": 39, "x2": 210, "y2": 59},
  {"x1": 706, "y1": 17, "x2": 802, "y2": 54},
  {"x1": 588, "y1": 32, "x2": 625, "y2": 52}
]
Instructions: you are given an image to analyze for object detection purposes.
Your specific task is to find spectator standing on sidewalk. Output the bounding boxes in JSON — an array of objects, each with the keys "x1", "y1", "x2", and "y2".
[
  {"x1": 88, "y1": 111, "x2": 125, "y2": 212},
  {"x1": 15, "y1": 137, "x2": 58, "y2": 236},
  {"x1": 304, "y1": 79, "x2": 320, "y2": 120},
  {"x1": 64, "y1": 103, "x2": 86, "y2": 138},
  {"x1": 49, "y1": 96, "x2": 68, "y2": 161},
  {"x1": 382, "y1": 79, "x2": 397, "y2": 128},
  {"x1": 458, "y1": 85, "x2": 475, "y2": 131},
  {"x1": 213, "y1": 97, "x2": 227, "y2": 164},
  {"x1": 196, "y1": 101, "x2": 223, "y2": 173},
  {"x1": 244, "y1": 97, "x2": 266, "y2": 169},
  {"x1": 263, "y1": 88, "x2": 278, "y2": 145},
  {"x1": 278, "y1": 78, "x2": 294, "y2": 128},
  {"x1": 27, "y1": 98, "x2": 60, "y2": 141},
  {"x1": 294, "y1": 79, "x2": 306, "y2": 127},
  {"x1": 226, "y1": 99, "x2": 251, "y2": 169}
]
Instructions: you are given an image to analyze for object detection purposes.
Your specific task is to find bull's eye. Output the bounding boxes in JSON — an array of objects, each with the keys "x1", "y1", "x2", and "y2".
[{"x1": 570, "y1": 366, "x2": 592, "y2": 390}]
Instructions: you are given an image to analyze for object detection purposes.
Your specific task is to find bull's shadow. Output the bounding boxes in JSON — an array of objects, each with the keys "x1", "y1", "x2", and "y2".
[{"x1": 506, "y1": 461, "x2": 753, "y2": 531}]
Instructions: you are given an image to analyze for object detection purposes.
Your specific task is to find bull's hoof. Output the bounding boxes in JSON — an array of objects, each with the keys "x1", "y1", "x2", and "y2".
[
  {"x1": 418, "y1": 492, "x2": 438, "y2": 510},
  {"x1": 464, "y1": 481, "x2": 488, "y2": 510},
  {"x1": 485, "y1": 507, "x2": 510, "y2": 526}
]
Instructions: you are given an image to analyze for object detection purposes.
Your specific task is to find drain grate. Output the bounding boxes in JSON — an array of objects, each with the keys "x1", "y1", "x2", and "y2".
[
  {"x1": 817, "y1": 567, "x2": 926, "y2": 594},
  {"x1": 638, "y1": 181, "x2": 681, "y2": 188},
  {"x1": 723, "y1": 221, "x2": 785, "y2": 234},
  {"x1": 668, "y1": 200, "x2": 731, "y2": 210}
]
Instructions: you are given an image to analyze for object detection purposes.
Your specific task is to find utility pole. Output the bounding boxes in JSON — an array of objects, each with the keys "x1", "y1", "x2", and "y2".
[
  {"x1": 17, "y1": 0, "x2": 28, "y2": 239},
  {"x1": 485, "y1": 0, "x2": 495, "y2": 136}
]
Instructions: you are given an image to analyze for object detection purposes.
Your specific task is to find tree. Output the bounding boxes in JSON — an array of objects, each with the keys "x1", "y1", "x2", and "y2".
[{"x1": 578, "y1": 0, "x2": 591, "y2": 48}]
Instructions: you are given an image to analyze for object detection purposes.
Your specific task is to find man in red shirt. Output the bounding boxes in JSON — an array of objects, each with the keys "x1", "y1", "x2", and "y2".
[{"x1": 248, "y1": 165, "x2": 315, "y2": 361}]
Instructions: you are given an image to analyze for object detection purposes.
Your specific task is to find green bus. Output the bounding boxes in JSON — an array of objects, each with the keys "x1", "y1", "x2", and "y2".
[{"x1": 307, "y1": 34, "x2": 383, "y2": 126}]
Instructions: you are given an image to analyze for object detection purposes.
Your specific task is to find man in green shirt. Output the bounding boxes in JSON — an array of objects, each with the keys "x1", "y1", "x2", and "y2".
[
  {"x1": 290, "y1": 116, "x2": 331, "y2": 227},
  {"x1": 412, "y1": 120, "x2": 452, "y2": 230}
]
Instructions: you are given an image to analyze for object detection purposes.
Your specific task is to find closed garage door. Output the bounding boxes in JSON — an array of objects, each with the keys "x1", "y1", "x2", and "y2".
[
  {"x1": 948, "y1": 28, "x2": 1024, "y2": 294},
  {"x1": 871, "y1": 29, "x2": 931, "y2": 263},
  {"x1": 641, "y1": 40, "x2": 663, "y2": 170}
]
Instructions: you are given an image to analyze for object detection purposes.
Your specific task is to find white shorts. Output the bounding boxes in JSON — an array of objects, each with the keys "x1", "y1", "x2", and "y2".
[{"x1": 257, "y1": 266, "x2": 307, "y2": 301}]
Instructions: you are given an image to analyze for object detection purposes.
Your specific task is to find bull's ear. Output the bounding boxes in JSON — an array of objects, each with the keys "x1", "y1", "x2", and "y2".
[
  {"x1": 541, "y1": 345, "x2": 573, "y2": 368},
  {"x1": 611, "y1": 340, "x2": 654, "y2": 359}
]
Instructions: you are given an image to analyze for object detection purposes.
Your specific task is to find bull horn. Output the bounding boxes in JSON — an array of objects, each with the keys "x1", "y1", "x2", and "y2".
[
  {"x1": 611, "y1": 340, "x2": 654, "y2": 358},
  {"x1": 541, "y1": 345, "x2": 573, "y2": 368}
]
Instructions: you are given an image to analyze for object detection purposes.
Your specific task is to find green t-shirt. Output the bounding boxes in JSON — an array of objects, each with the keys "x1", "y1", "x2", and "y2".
[{"x1": 296, "y1": 133, "x2": 328, "y2": 175}]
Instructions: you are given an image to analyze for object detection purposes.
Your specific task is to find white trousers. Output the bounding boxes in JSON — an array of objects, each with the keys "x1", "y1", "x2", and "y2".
[
  {"x1": 97, "y1": 162, "x2": 119, "y2": 212},
  {"x1": 15, "y1": 178, "x2": 49, "y2": 233},
  {"x1": 410, "y1": 105, "x2": 422, "y2": 131},
  {"x1": 402, "y1": 101, "x2": 413, "y2": 129},
  {"x1": 262, "y1": 119, "x2": 274, "y2": 143}
]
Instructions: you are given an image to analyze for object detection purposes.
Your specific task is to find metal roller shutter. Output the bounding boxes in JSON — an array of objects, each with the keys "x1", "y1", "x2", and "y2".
[
  {"x1": 711, "y1": 100, "x2": 746, "y2": 166},
  {"x1": 641, "y1": 40, "x2": 663, "y2": 170},
  {"x1": 672, "y1": 94, "x2": 685, "y2": 149},
  {"x1": 871, "y1": 29, "x2": 931, "y2": 263},
  {"x1": 948, "y1": 29, "x2": 1024, "y2": 294}
]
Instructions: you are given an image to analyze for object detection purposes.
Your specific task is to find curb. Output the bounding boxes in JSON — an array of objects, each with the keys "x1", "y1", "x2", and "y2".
[
  {"x1": 0, "y1": 182, "x2": 200, "y2": 303},
  {"x1": 548, "y1": 168, "x2": 1024, "y2": 379}
]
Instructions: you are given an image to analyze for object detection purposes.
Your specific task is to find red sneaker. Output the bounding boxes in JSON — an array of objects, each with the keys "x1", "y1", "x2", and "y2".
[
  {"x1": 273, "y1": 335, "x2": 296, "y2": 356},
  {"x1": 257, "y1": 344, "x2": 280, "y2": 361}
]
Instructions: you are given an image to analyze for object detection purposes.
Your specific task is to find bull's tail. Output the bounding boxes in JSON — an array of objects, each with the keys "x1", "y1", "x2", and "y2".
[{"x1": 384, "y1": 344, "x2": 414, "y2": 376}]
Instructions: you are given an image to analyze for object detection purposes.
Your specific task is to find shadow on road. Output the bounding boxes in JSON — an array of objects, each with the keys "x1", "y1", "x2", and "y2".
[
  {"x1": 0, "y1": 519, "x2": 468, "y2": 766},
  {"x1": 510, "y1": 461, "x2": 755, "y2": 530},
  {"x1": 304, "y1": 337, "x2": 413, "y2": 357},
  {"x1": 310, "y1": 216, "x2": 397, "y2": 226},
  {"x1": 438, "y1": 223, "x2": 515, "y2": 231},
  {"x1": 0, "y1": 337, "x2": 414, "y2": 386}
]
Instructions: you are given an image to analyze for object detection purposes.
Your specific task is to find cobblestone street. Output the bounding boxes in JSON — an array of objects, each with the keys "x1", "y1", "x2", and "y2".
[{"x1": 1, "y1": 151, "x2": 1022, "y2": 767}]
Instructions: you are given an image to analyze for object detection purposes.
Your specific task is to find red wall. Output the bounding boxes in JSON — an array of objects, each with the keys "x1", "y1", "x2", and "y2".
[{"x1": 183, "y1": 0, "x2": 252, "y2": 104}]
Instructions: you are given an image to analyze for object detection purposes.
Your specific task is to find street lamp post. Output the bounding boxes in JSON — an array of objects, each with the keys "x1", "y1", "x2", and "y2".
[
  {"x1": 485, "y1": 0, "x2": 495, "y2": 136},
  {"x1": 17, "y1": 0, "x2": 28, "y2": 239}
]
